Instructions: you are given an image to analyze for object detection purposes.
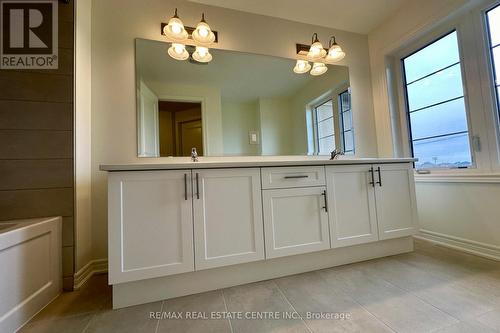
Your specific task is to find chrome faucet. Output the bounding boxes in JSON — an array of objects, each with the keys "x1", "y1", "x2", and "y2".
[
  {"x1": 330, "y1": 149, "x2": 344, "y2": 160},
  {"x1": 191, "y1": 147, "x2": 199, "y2": 162}
]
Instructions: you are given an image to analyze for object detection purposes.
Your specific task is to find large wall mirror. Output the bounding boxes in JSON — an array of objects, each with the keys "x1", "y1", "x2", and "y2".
[{"x1": 136, "y1": 38, "x2": 352, "y2": 157}]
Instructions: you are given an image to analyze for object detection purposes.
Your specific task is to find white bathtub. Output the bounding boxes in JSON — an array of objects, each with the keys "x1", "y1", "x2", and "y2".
[{"x1": 0, "y1": 217, "x2": 62, "y2": 333}]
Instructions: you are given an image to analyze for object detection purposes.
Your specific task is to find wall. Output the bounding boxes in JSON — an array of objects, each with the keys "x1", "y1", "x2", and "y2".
[
  {"x1": 90, "y1": 0, "x2": 377, "y2": 260},
  {"x1": 259, "y1": 97, "x2": 294, "y2": 155},
  {"x1": 368, "y1": 0, "x2": 500, "y2": 257},
  {"x1": 0, "y1": 0, "x2": 75, "y2": 289},
  {"x1": 221, "y1": 100, "x2": 260, "y2": 155},
  {"x1": 75, "y1": 0, "x2": 93, "y2": 275}
]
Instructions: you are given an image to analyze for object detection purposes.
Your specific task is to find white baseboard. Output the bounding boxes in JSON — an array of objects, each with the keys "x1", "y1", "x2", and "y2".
[
  {"x1": 414, "y1": 229, "x2": 500, "y2": 262},
  {"x1": 74, "y1": 259, "x2": 108, "y2": 289}
]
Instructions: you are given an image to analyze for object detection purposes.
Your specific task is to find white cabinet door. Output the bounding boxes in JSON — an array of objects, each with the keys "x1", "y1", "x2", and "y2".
[
  {"x1": 263, "y1": 187, "x2": 330, "y2": 259},
  {"x1": 108, "y1": 171, "x2": 194, "y2": 284},
  {"x1": 374, "y1": 163, "x2": 418, "y2": 240},
  {"x1": 325, "y1": 165, "x2": 379, "y2": 248},
  {"x1": 193, "y1": 168, "x2": 265, "y2": 270}
]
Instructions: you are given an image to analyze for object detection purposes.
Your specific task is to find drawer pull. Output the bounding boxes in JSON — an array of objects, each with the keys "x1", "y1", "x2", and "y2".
[
  {"x1": 184, "y1": 173, "x2": 188, "y2": 200},
  {"x1": 284, "y1": 175, "x2": 309, "y2": 179},
  {"x1": 369, "y1": 167, "x2": 375, "y2": 187},
  {"x1": 196, "y1": 173, "x2": 200, "y2": 199},
  {"x1": 322, "y1": 190, "x2": 328, "y2": 212},
  {"x1": 376, "y1": 167, "x2": 382, "y2": 186}
]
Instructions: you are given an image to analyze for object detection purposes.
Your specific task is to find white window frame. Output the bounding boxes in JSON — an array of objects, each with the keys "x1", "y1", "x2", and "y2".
[
  {"x1": 390, "y1": 10, "x2": 500, "y2": 174},
  {"x1": 400, "y1": 29, "x2": 474, "y2": 170},
  {"x1": 338, "y1": 88, "x2": 355, "y2": 154},
  {"x1": 311, "y1": 96, "x2": 337, "y2": 155},
  {"x1": 481, "y1": 1, "x2": 500, "y2": 164}
]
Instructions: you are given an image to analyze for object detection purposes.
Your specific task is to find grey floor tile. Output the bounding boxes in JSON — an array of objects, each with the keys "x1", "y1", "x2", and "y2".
[
  {"x1": 476, "y1": 308, "x2": 500, "y2": 331},
  {"x1": 84, "y1": 301, "x2": 161, "y2": 333},
  {"x1": 31, "y1": 274, "x2": 112, "y2": 322},
  {"x1": 157, "y1": 290, "x2": 231, "y2": 333},
  {"x1": 275, "y1": 271, "x2": 394, "y2": 332},
  {"x1": 318, "y1": 265, "x2": 458, "y2": 333},
  {"x1": 432, "y1": 319, "x2": 497, "y2": 333},
  {"x1": 360, "y1": 258, "x2": 496, "y2": 319},
  {"x1": 223, "y1": 280, "x2": 310, "y2": 333},
  {"x1": 18, "y1": 313, "x2": 93, "y2": 333}
]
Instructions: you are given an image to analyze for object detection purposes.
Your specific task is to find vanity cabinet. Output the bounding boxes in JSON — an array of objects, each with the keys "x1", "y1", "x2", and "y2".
[
  {"x1": 374, "y1": 163, "x2": 417, "y2": 240},
  {"x1": 326, "y1": 163, "x2": 417, "y2": 248},
  {"x1": 104, "y1": 159, "x2": 417, "y2": 300},
  {"x1": 108, "y1": 170, "x2": 194, "y2": 284},
  {"x1": 192, "y1": 168, "x2": 265, "y2": 269},
  {"x1": 262, "y1": 187, "x2": 330, "y2": 258}
]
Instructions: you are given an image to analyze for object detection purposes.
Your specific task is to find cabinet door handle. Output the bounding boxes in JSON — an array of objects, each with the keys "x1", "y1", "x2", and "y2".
[
  {"x1": 196, "y1": 173, "x2": 200, "y2": 199},
  {"x1": 369, "y1": 167, "x2": 375, "y2": 187},
  {"x1": 184, "y1": 173, "x2": 188, "y2": 200},
  {"x1": 284, "y1": 175, "x2": 309, "y2": 179},
  {"x1": 376, "y1": 167, "x2": 382, "y2": 186},
  {"x1": 322, "y1": 190, "x2": 328, "y2": 212}
]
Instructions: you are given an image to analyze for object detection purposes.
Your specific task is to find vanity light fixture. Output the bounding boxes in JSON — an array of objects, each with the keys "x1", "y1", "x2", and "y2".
[
  {"x1": 192, "y1": 13, "x2": 216, "y2": 44},
  {"x1": 168, "y1": 43, "x2": 189, "y2": 61},
  {"x1": 310, "y1": 62, "x2": 328, "y2": 76},
  {"x1": 293, "y1": 33, "x2": 346, "y2": 75},
  {"x1": 164, "y1": 8, "x2": 188, "y2": 40},
  {"x1": 325, "y1": 36, "x2": 345, "y2": 63},
  {"x1": 293, "y1": 59, "x2": 311, "y2": 74},
  {"x1": 162, "y1": 9, "x2": 218, "y2": 63},
  {"x1": 192, "y1": 46, "x2": 212, "y2": 63}
]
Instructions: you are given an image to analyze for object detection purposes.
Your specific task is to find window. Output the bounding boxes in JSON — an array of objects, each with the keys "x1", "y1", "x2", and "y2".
[
  {"x1": 486, "y1": 4, "x2": 500, "y2": 118},
  {"x1": 402, "y1": 30, "x2": 472, "y2": 169},
  {"x1": 339, "y1": 89, "x2": 355, "y2": 154},
  {"x1": 314, "y1": 99, "x2": 335, "y2": 155}
]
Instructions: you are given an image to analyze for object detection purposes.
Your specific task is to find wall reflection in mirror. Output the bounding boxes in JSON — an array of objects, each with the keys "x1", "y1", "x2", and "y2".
[{"x1": 136, "y1": 38, "x2": 353, "y2": 157}]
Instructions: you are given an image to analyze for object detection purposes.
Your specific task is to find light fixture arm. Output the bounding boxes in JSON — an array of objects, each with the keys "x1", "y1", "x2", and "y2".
[
  {"x1": 201, "y1": 13, "x2": 206, "y2": 23},
  {"x1": 173, "y1": 8, "x2": 179, "y2": 18},
  {"x1": 311, "y1": 33, "x2": 319, "y2": 44},
  {"x1": 329, "y1": 36, "x2": 337, "y2": 48}
]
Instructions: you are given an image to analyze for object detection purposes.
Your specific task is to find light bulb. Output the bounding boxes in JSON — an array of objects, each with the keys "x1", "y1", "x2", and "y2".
[
  {"x1": 192, "y1": 14, "x2": 216, "y2": 44},
  {"x1": 307, "y1": 41, "x2": 326, "y2": 60},
  {"x1": 168, "y1": 43, "x2": 189, "y2": 61},
  {"x1": 192, "y1": 46, "x2": 212, "y2": 63},
  {"x1": 325, "y1": 44, "x2": 345, "y2": 63},
  {"x1": 198, "y1": 26, "x2": 209, "y2": 38},
  {"x1": 293, "y1": 59, "x2": 311, "y2": 74},
  {"x1": 174, "y1": 44, "x2": 184, "y2": 54},
  {"x1": 310, "y1": 62, "x2": 328, "y2": 76},
  {"x1": 164, "y1": 9, "x2": 188, "y2": 40},
  {"x1": 325, "y1": 37, "x2": 345, "y2": 63},
  {"x1": 171, "y1": 23, "x2": 182, "y2": 34}
]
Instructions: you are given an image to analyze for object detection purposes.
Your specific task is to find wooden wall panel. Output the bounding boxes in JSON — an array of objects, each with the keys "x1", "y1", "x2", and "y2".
[
  {"x1": 0, "y1": 0, "x2": 75, "y2": 288},
  {"x1": 0, "y1": 188, "x2": 73, "y2": 220},
  {"x1": 0, "y1": 159, "x2": 73, "y2": 190},
  {"x1": 0, "y1": 72, "x2": 73, "y2": 103},
  {"x1": 0, "y1": 100, "x2": 72, "y2": 130},
  {"x1": 0, "y1": 130, "x2": 72, "y2": 159}
]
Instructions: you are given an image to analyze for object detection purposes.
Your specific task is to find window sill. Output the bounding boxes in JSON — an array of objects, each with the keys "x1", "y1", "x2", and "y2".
[{"x1": 414, "y1": 173, "x2": 500, "y2": 183}]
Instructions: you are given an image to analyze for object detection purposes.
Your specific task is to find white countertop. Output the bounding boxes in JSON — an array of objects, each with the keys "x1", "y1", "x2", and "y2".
[{"x1": 100, "y1": 156, "x2": 416, "y2": 171}]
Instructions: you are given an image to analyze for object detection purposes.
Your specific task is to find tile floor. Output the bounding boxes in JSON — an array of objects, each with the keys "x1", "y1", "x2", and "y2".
[{"x1": 19, "y1": 240, "x2": 500, "y2": 333}]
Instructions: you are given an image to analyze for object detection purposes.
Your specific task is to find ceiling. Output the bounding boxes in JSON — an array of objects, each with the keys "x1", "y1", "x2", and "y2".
[
  {"x1": 188, "y1": 0, "x2": 409, "y2": 34},
  {"x1": 136, "y1": 39, "x2": 349, "y2": 103}
]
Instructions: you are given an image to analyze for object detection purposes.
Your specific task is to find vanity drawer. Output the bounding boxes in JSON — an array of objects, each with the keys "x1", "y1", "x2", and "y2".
[{"x1": 261, "y1": 166, "x2": 326, "y2": 189}]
